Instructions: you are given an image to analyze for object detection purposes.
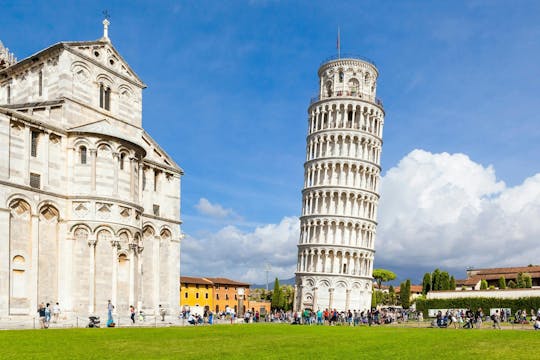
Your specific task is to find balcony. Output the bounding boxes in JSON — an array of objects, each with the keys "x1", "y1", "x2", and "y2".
[
  {"x1": 321, "y1": 54, "x2": 377, "y2": 67},
  {"x1": 310, "y1": 92, "x2": 383, "y2": 107}
]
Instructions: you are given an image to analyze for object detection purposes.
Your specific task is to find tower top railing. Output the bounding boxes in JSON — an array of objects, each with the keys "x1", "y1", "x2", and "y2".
[
  {"x1": 321, "y1": 54, "x2": 376, "y2": 67},
  {"x1": 310, "y1": 93, "x2": 383, "y2": 107}
]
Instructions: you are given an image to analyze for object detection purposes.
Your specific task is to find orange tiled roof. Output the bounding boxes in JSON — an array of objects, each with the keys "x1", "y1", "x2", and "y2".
[
  {"x1": 471, "y1": 266, "x2": 540, "y2": 276},
  {"x1": 180, "y1": 276, "x2": 214, "y2": 285},
  {"x1": 205, "y1": 277, "x2": 250, "y2": 286}
]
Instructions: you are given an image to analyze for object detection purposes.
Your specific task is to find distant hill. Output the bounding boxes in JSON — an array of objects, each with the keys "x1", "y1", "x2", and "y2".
[{"x1": 251, "y1": 277, "x2": 295, "y2": 289}]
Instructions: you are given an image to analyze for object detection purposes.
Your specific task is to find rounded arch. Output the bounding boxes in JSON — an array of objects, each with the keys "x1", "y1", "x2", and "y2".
[
  {"x1": 7, "y1": 195, "x2": 34, "y2": 214},
  {"x1": 117, "y1": 229, "x2": 132, "y2": 242},
  {"x1": 142, "y1": 223, "x2": 157, "y2": 236},
  {"x1": 96, "y1": 73, "x2": 114, "y2": 87},
  {"x1": 160, "y1": 228, "x2": 172, "y2": 239},
  {"x1": 70, "y1": 223, "x2": 92, "y2": 234},
  {"x1": 318, "y1": 279, "x2": 330, "y2": 288},
  {"x1": 94, "y1": 224, "x2": 114, "y2": 236},
  {"x1": 72, "y1": 137, "x2": 92, "y2": 149}
]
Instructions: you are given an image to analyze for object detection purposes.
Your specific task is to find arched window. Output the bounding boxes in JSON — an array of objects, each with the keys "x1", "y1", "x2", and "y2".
[
  {"x1": 339, "y1": 71, "x2": 344, "y2": 83},
  {"x1": 80, "y1": 146, "x2": 87, "y2": 164},
  {"x1": 120, "y1": 153, "x2": 125, "y2": 170},
  {"x1": 99, "y1": 84, "x2": 111, "y2": 110}
]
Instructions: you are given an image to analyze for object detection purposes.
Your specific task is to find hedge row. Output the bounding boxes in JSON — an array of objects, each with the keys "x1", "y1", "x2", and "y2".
[{"x1": 416, "y1": 297, "x2": 540, "y2": 316}]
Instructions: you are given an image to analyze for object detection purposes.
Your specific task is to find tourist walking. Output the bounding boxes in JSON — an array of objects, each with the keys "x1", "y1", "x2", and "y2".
[
  {"x1": 45, "y1": 303, "x2": 51, "y2": 324},
  {"x1": 159, "y1": 304, "x2": 166, "y2": 321},
  {"x1": 52, "y1": 302, "x2": 61, "y2": 323},
  {"x1": 130, "y1": 305, "x2": 136, "y2": 324},
  {"x1": 37, "y1": 303, "x2": 47, "y2": 329},
  {"x1": 107, "y1": 300, "x2": 114, "y2": 325},
  {"x1": 492, "y1": 310, "x2": 501, "y2": 330}
]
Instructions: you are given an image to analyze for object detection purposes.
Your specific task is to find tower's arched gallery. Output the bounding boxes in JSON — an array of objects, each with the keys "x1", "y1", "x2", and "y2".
[
  {"x1": 294, "y1": 56, "x2": 384, "y2": 312},
  {"x1": 0, "y1": 22, "x2": 182, "y2": 317}
]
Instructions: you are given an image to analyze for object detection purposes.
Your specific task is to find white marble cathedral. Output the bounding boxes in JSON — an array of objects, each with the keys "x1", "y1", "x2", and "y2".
[
  {"x1": 0, "y1": 21, "x2": 182, "y2": 318},
  {"x1": 294, "y1": 55, "x2": 384, "y2": 312}
]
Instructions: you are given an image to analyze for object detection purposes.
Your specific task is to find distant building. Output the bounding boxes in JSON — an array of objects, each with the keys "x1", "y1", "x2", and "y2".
[
  {"x1": 395, "y1": 284, "x2": 423, "y2": 302},
  {"x1": 457, "y1": 265, "x2": 540, "y2": 290},
  {"x1": 180, "y1": 276, "x2": 214, "y2": 312}
]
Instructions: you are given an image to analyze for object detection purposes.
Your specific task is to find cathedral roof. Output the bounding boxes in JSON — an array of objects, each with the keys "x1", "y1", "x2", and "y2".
[
  {"x1": 68, "y1": 119, "x2": 147, "y2": 153},
  {"x1": 0, "y1": 40, "x2": 146, "y2": 89}
]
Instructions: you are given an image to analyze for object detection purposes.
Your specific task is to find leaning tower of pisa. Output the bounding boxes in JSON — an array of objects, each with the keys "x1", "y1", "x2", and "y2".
[{"x1": 294, "y1": 55, "x2": 384, "y2": 312}]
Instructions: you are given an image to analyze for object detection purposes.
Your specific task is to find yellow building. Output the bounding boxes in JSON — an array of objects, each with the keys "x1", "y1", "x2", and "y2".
[
  {"x1": 180, "y1": 276, "x2": 214, "y2": 311},
  {"x1": 180, "y1": 276, "x2": 271, "y2": 316}
]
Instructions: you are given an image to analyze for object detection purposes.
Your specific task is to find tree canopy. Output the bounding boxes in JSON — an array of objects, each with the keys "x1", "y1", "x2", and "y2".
[{"x1": 372, "y1": 269, "x2": 397, "y2": 289}]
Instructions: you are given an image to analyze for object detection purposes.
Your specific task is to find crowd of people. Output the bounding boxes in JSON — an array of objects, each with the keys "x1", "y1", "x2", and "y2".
[{"x1": 433, "y1": 307, "x2": 540, "y2": 330}]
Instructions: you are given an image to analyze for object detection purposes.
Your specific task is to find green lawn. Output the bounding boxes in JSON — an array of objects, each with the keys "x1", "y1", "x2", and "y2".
[{"x1": 0, "y1": 324, "x2": 537, "y2": 359}]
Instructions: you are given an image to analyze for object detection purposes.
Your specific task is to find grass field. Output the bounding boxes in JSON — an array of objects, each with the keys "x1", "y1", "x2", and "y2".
[{"x1": 0, "y1": 324, "x2": 537, "y2": 359}]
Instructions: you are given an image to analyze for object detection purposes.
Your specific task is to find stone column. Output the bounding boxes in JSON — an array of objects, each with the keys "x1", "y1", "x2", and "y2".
[
  {"x1": 0, "y1": 208, "x2": 10, "y2": 316},
  {"x1": 328, "y1": 288, "x2": 334, "y2": 310},
  {"x1": 312, "y1": 287, "x2": 318, "y2": 310},
  {"x1": 57, "y1": 220, "x2": 72, "y2": 311},
  {"x1": 90, "y1": 149, "x2": 97, "y2": 192},
  {"x1": 128, "y1": 243, "x2": 137, "y2": 308},
  {"x1": 30, "y1": 213, "x2": 39, "y2": 315},
  {"x1": 87, "y1": 237, "x2": 97, "y2": 313},
  {"x1": 345, "y1": 289, "x2": 351, "y2": 311},
  {"x1": 111, "y1": 239, "x2": 119, "y2": 310},
  {"x1": 112, "y1": 152, "x2": 119, "y2": 195},
  {"x1": 43, "y1": 131, "x2": 50, "y2": 188}
]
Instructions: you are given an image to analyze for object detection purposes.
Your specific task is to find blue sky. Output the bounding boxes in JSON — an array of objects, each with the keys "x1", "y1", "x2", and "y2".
[{"x1": 3, "y1": 0, "x2": 540, "y2": 284}]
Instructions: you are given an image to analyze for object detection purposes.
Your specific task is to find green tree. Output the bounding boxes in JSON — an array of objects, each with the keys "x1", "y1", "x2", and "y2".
[
  {"x1": 422, "y1": 272, "x2": 432, "y2": 295},
  {"x1": 517, "y1": 273, "x2": 526, "y2": 288},
  {"x1": 432, "y1": 269, "x2": 442, "y2": 291},
  {"x1": 480, "y1": 279, "x2": 488, "y2": 290},
  {"x1": 450, "y1": 276, "x2": 456, "y2": 290},
  {"x1": 440, "y1": 271, "x2": 450, "y2": 290},
  {"x1": 508, "y1": 280, "x2": 517, "y2": 289},
  {"x1": 280, "y1": 285, "x2": 295, "y2": 311},
  {"x1": 271, "y1": 278, "x2": 282, "y2": 310},
  {"x1": 401, "y1": 279, "x2": 411, "y2": 309},
  {"x1": 498, "y1": 276, "x2": 506, "y2": 289},
  {"x1": 372, "y1": 269, "x2": 397, "y2": 290},
  {"x1": 523, "y1": 273, "x2": 533, "y2": 288},
  {"x1": 388, "y1": 285, "x2": 396, "y2": 305}
]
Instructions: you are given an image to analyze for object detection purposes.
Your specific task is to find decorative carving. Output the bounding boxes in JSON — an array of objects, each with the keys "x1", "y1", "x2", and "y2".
[
  {"x1": 73, "y1": 202, "x2": 89, "y2": 217},
  {"x1": 96, "y1": 202, "x2": 112, "y2": 219},
  {"x1": 119, "y1": 207, "x2": 131, "y2": 218}
]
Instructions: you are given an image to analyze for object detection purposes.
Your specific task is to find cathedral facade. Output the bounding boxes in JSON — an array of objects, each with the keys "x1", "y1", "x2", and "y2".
[{"x1": 0, "y1": 22, "x2": 182, "y2": 318}]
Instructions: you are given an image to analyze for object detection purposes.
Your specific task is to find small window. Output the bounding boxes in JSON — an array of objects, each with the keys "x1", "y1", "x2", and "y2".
[
  {"x1": 119, "y1": 153, "x2": 125, "y2": 170},
  {"x1": 142, "y1": 170, "x2": 146, "y2": 190},
  {"x1": 99, "y1": 84, "x2": 111, "y2": 110},
  {"x1": 339, "y1": 71, "x2": 344, "y2": 83},
  {"x1": 38, "y1": 71, "x2": 43, "y2": 96},
  {"x1": 184, "y1": 292, "x2": 188, "y2": 298},
  {"x1": 80, "y1": 146, "x2": 87, "y2": 164},
  {"x1": 205, "y1": 293, "x2": 208, "y2": 299},
  {"x1": 154, "y1": 170, "x2": 159, "y2": 191},
  {"x1": 196, "y1": 284, "x2": 199, "y2": 289},
  {"x1": 153, "y1": 204, "x2": 160, "y2": 216},
  {"x1": 225, "y1": 294, "x2": 229, "y2": 300},
  {"x1": 30, "y1": 173, "x2": 41, "y2": 189},
  {"x1": 234, "y1": 294, "x2": 237, "y2": 300},
  {"x1": 196, "y1": 293, "x2": 199, "y2": 299},
  {"x1": 7, "y1": 85, "x2": 11, "y2": 104},
  {"x1": 225, "y1": 286, "x2": 228, "y2": 290},
  {"x1": 216, "y1": 294, "x2": 219, "y2": 300},
  {"x1": 31, "y1": 131, "x2": 39, "y2": 157}
]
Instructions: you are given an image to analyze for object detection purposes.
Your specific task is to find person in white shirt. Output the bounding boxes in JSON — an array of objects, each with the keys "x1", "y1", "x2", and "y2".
[{"x1": 52, "y1": 302, "x2": 60, "y2": 323}]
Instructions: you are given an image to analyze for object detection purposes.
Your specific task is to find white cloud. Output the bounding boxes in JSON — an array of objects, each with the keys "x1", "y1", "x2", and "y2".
[
  {"x1": 194, "y1": 198, "x2": 235, "y2": 218},
  {"x1": 183, "y1": 149, "x2": 540, "y2": 283},
  {"x1": 182, "y1": 217, "x2": 300, "y2": 284},
  {"x1": 377, "y1": 149, "x2": 540, "y2": 272}
]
